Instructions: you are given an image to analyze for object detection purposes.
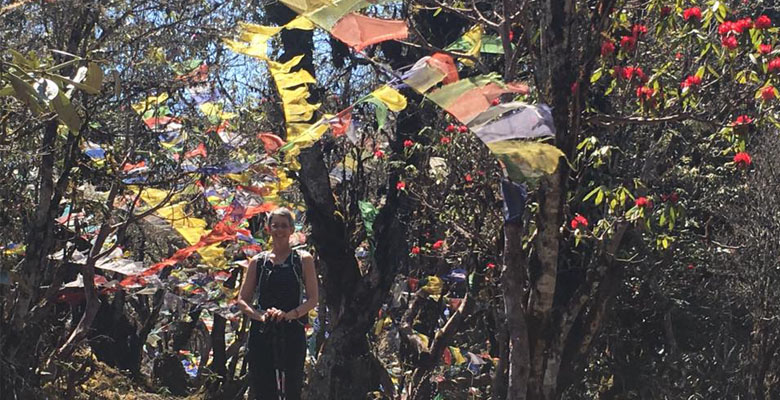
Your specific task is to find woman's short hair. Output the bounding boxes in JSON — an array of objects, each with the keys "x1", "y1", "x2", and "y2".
[{"x1": 269, "y1": 207, "x2": 295, "y2": 227}]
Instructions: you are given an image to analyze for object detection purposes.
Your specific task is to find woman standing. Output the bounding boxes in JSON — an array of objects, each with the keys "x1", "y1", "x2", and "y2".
[{"x1": 237, "y1": 208, "x2": 318, "y2": 400}]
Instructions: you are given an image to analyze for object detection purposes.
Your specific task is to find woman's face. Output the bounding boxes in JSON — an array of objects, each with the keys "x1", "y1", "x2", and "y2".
[{"x1": 269, "y1": 214, "x2": 294, "y2": 242}]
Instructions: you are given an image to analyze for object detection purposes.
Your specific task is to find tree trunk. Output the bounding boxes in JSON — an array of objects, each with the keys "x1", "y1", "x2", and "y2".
[{"x1": 502, "y1": 221, "x2": 530, "y2": 400}]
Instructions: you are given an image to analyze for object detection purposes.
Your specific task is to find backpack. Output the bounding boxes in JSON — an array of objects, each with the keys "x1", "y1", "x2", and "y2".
[{"x1": 254, "y1": 249, "x2": 306, "y2": 318}]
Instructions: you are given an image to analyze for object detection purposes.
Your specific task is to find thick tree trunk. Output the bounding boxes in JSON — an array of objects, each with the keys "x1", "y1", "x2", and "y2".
[{"x1": 503, "y1": 221, "x2": 530, "y2": 400}]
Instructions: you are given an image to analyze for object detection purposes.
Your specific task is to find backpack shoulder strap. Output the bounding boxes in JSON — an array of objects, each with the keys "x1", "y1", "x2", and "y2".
[
  {"x1": 291, "y1": 249, "x2": 306, "y2": 306},
  {"x1": 255, "y1": 251, "x2": 271, "y2": 292}
]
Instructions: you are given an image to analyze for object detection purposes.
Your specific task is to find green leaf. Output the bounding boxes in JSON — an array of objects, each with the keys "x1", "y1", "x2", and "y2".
[
  {"x1": 595, "y1": 188, "x2": 604, "y2": 206},
  {"x1": 51, "y1": 91, "x2": 81, "y2": 132},
  {"x1": 590, "y1": 67, "x2": 603, "y2": 84},
  {"x1": 583, "y1": 185, "x2": 602, "y2": 202},
  {"x1": 49, "y1": 73, "x2": 99, "y2": 95},
  {"x1": 83, "y1": 62, "x2": 104, "y2": 94},
  {"x1": 8, "y1": 49, "x2": 32, "y2": 69},
  {"x1": 358, "y1": 201, "x2": 379, "y2": 238},
  {"x1": 695, "y1": 65, "x2": 705, "y2": 78},
  {"x1": 365, "y1": 97, "x2": 388, "y2": 130},
  {"x1": 6, "y1": 72, "x2": 46, "y2": 115}
]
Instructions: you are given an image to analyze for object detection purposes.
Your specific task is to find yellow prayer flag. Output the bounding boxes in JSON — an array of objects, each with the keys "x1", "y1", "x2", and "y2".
[
  {"x1": 238, "y1": 21, "x2": 284, "y2": 36},
  {"x1": 131, "y1": 93, "x2": 168, "y2": 114},
  {"x1": 284, "y1": 15, "x2": 316, "y2": 30},
  {"x1": 486, "y1": 140, "x2": 564, "y2": 179},
  {"x1": 275, "y1": 69, "x2": 317, "y2": 89},
  {"x1": 284, "y1": 102, "x2": 321, "y2": 122},
  {"x1": 459, "y1": 25, "x2": 482, "y2": 67},
  {"x1": 268, "y1": 55, "x2": 305, "y2": 73},
  {"x1": 286, "y1": 122, "x2": 329, "y2": 147},
  {"x1": 370, "y1": 85, "x2": 407, "y2": 112},
  {"x1": 450, "y1": 346, "x2": 467, "y2": 365},
  {"x1": 278, "y1": 86, "x2": 311, "y2": 104},
  {"x1": 280, "y1": 0, "x2": 334, "y2": 15},
  {"x1": 223, "y1": 37, "x2": 268, "y2": 59},
  {"x1": 199, "y1": 102, "x2": 237, "y2": 120}
]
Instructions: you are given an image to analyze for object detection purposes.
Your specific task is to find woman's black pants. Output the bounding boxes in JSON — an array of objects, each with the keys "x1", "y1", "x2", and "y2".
[{"x1": 248, "y1": 321, "x2": 306, "y2": 400}]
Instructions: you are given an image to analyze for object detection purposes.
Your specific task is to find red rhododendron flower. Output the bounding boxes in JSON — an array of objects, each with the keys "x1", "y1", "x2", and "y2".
[
  {"x1": 601, "y1": 40, "x2": 615, "y2": 56},
  {"x1": 683, "y1": 7, "x2": 702, "y2": 21},
  {"x1": 736, "y1": 18, "x2": 753, "y2": 32},
  {"x1": 660, "y1": 6, "x2": 672, "y2": 17},
  {"x1": 570, "y1": 214, "x2": 589, "y2": 229},
  {"x1": 440, "y1": 136, "x2": 451, "y2": 144},
  {"x1": 620, "y1": 66, "x2": 646, "y2": 81},
  {"x1": 734, "y1": 151, "x2": 752, "y2": 167},
  {"x1": 718, "y1": 21, "x2": 734, "y2": 35},
  {"x1": 755, "y1": 15, "x2": 771, "y2": 29},
  {"x1": 396, "y1": 181, "x2": 406, "y2": 190},
  {"x1": 675, "y1": 52, "x2": 683, "y2": 60},
  {"x1": 768, "y1": 58, "x2": 780, "y2": 72},
  {"x1": 432, "y1": 240, "x2": 444, "y2": 250},
  {"x1": 636, "y1": 86, "x2": 655, "y2": 101},
  {"x1": 620, "y1": 35, "x2": 636, "y2": 51},
  {"x1": 635, "y1": 196, "x2": 652, "y2": 208},
  {"x1": 458, "y1": 125, "x2": 468, "y2": 133},
  {"x1": 632, "y1": 24, "x2": 648, "y2": 37},
  {"x1": 681, "y1": 75, "x2": 702, "y2": 89},
  {"x1": 486, "y1": 262, "x2": 496, "y2": 269},
  {"x1": 759, "y1": 44, "x2": 773, "y2": 54},
  {"x1": 508, "y1": 30, "x2": 514, "y2": 41},
  {"x1": 445, "y1": 124, "x2": 456, "y2": 133},
  {"x1": 403, "y1": 139, "x2": 414, "y2": 148},
  {"x1": 464, "y1": 173, "x2": 473, "y2": 182},
  {"x1": 761, "y1": 85, "x2": 776, "y2": 101},
  {"x1": 733, "y1": 115, "x2": 753, "y2": 125},
  {"x1": 491, "y1": 98, "x2": 501, "y2": 106},
  {"x1": 661, "y1": 192, "x2": 680, "y2": 203},
  {"x1": 374, "y1": 149, "x2": 385, "y2": 158},
  {"x1": 721, "y1": 35, "x2": 738, "y2": 50},
  {"x1": 411, "y1": 246, "x2": 420, "y2": 254}
]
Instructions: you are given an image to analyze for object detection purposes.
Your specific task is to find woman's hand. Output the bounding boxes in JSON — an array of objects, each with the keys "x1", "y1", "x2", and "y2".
[
  {"x1": 283, "y1": 309, "x2": 300, "y2": 321},
  {"x1": 263, "y1": 307, "x2": 285, "y2": 322}
]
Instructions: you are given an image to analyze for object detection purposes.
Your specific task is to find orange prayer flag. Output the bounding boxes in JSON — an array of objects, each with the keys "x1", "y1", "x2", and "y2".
[
  {"x1": 185, "y1": 143, "x2": 207, "y2": 159},
  {"x1": 428, "y1": 53, "x2": 459, "y2": 84},
  {"x1": 329, "y1": 111, "x2": 352, "y2": 137},
  {"x1": 257, "y1": 132, "x2": 286, "y2": 154},
  {"x1": 446, "y1": 82, "x2": 530, "y2": 124},
  {"x1": 330, "y1": 13, "x2": 408, "y2": 51}
]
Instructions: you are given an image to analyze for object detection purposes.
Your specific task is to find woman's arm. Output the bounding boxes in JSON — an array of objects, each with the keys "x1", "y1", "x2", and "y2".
[
  {"x1": 285, "y1": 251, "x2": 319, "y2": 320},
  {"x1": 237, "y1": 257, "x2": 265, "y2": 321}
]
